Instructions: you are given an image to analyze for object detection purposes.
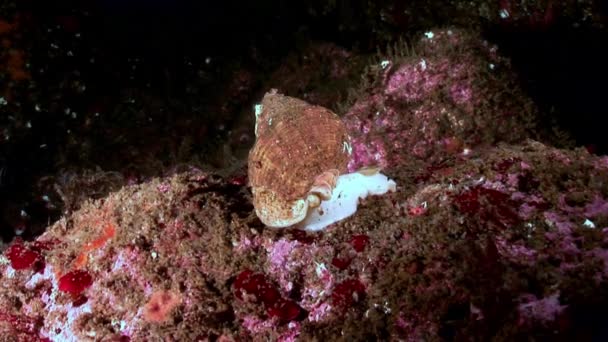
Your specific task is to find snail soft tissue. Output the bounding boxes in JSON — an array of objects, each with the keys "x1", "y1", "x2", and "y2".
[{"x1": 300, "y1": 171, "x2": 397, "y2": 231}]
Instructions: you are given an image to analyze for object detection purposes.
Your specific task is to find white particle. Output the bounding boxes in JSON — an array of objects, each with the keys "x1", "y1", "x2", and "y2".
[
  {"x1": 26, "y1": 121, "x2": 32, "y2": 128},
  {"x1": 419, "y1": 59, "x2": 427, "y2": 70},
  {"x1": 0, "y1": 97, "x2": 7, "y2": 106},
  {"x1": 499, "y1": 9, "x2": 510, "y2": 19},
  {"x1": 205, "y1": 57, "x2": 212, "y2": 64},
  {"x1": 254, "y1": 103, "x2": 263, "y2": 136},
  {"x1": 314, "y1": 262, "x2": 327, "y2": 277},
  {"x1": 424, "y1": 31, "x2": 434, "y2": 39},
  {"x1": 489, "y1": 63, "x2": 495, "y2": 70},
  {"x1": 583, "y1": 218, "x2": 595, "y2": 229},
  {"x1": 380, "y1": 60, "x2": 390, "y2": 69},
  {"x1": 151, "y1": 251, "x2": 158, "y2": 259},
  {"x1": 343, "y1": 141, "x2": 352, "y2": 155},
  {"x1": 35, "y1": 104, "x2": 41, "y2": 111}
]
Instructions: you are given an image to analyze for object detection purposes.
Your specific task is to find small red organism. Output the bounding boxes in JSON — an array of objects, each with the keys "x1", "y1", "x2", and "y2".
[
  {"x1": 331, "y1": 257, "x2": 351, "y2": 270},
  {"x1": 267, "y1": 298, "x2": 302, "y2": 321},
  {"x1": 5, "y1": 239, "x2": 40, "y2": 270},
  {"x1": 290, "y1": 229, "x2": 316, "y2": 244},
  {"x1": 5, "y1": 238, "x2": 57, "y2": 272},
  {"x1": 71, "y1": 294, "x2": 89, "y2": 307},
  {"x1": 58, "y1": 269, "x2": 93, "y2": 295},
  {"x1": 234, "y1": 270, "x2": 275, "y2": 304},
  {"x1": 408, "y1": 205, "x2": 427, "y2": 216},
  {"x1": 350, "y1": 234, "x2": 369, "y2": 252},
  {"x1": 143, "y1": 290, "x2": 182, "y2": 323},
  {"x1": 331, "y1": 279, "x2": 366, "y2": 309},
  {"x1": 229, "y1": 174, "x2": 248, "y2": 186},
  {"x1": 452, "y1": 185, "x2": 520, "y2": 229},
  {"x1": 233, "y1": 270, "x2": 304, "y2": 322}
]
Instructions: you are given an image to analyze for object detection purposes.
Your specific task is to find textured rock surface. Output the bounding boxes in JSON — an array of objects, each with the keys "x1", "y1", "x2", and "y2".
[
  {"x1": 1, "y1": 27, "x2": 608, "y2": 341},
  {"x1": 343, "y1": 28, "x2": 541, "y2": 174}
]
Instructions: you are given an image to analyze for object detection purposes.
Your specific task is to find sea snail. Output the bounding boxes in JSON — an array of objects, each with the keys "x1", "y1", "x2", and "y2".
[{"x1": 248, "y1": 90, "x2": 396, "y2": 231}]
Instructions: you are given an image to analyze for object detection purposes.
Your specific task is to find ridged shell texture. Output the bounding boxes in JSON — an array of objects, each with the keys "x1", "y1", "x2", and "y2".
[{"x1": 248, "y1": 90, "x2": 351, "y2": 227}]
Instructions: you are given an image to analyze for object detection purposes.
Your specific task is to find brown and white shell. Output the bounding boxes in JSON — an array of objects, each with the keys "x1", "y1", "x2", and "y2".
[{"x1": 248, "y1": 90, "x2": 351, "y2": 227}]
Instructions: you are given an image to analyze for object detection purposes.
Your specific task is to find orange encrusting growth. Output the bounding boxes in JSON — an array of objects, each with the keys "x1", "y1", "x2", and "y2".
[{"x1": 73, "y1": 222, "x2": 116, "y2": 268}]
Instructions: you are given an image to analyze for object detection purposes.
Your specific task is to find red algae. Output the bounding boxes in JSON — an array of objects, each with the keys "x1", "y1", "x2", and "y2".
[
  {"x1": 5, "y1": 238, "x2": 56, "y2": 272},
  {"x1": 331, "y1": 279, "x2": 366, "y2": 309},
  {"x1": 350, "y1": 234, "x2": 369, "y2": 252},
  {"x1": 6, "y1": 239, "x2": 40, "y2": 270},
  {"x1": 58, "y1": 269, "x2": 93, "y2": 295},
  {"x1": 234, "y1": 269, "x2": 304, "y2": 322}
]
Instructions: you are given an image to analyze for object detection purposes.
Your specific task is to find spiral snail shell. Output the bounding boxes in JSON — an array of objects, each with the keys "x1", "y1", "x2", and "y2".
[{"x1": 248, "y1": 90, "x2": 352, "y2": 228}]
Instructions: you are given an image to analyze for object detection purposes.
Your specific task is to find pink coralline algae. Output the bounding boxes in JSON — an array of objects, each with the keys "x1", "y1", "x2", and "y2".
[
  {"x1": 518, "y1": 293, "x2": 567, "y2": 326},
  {"x1": 343, "y1": 28, "x2": 540, "y2": 172},
  {"x1": 1, "y1": 28, "x2": 608, "y2": 340}
]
